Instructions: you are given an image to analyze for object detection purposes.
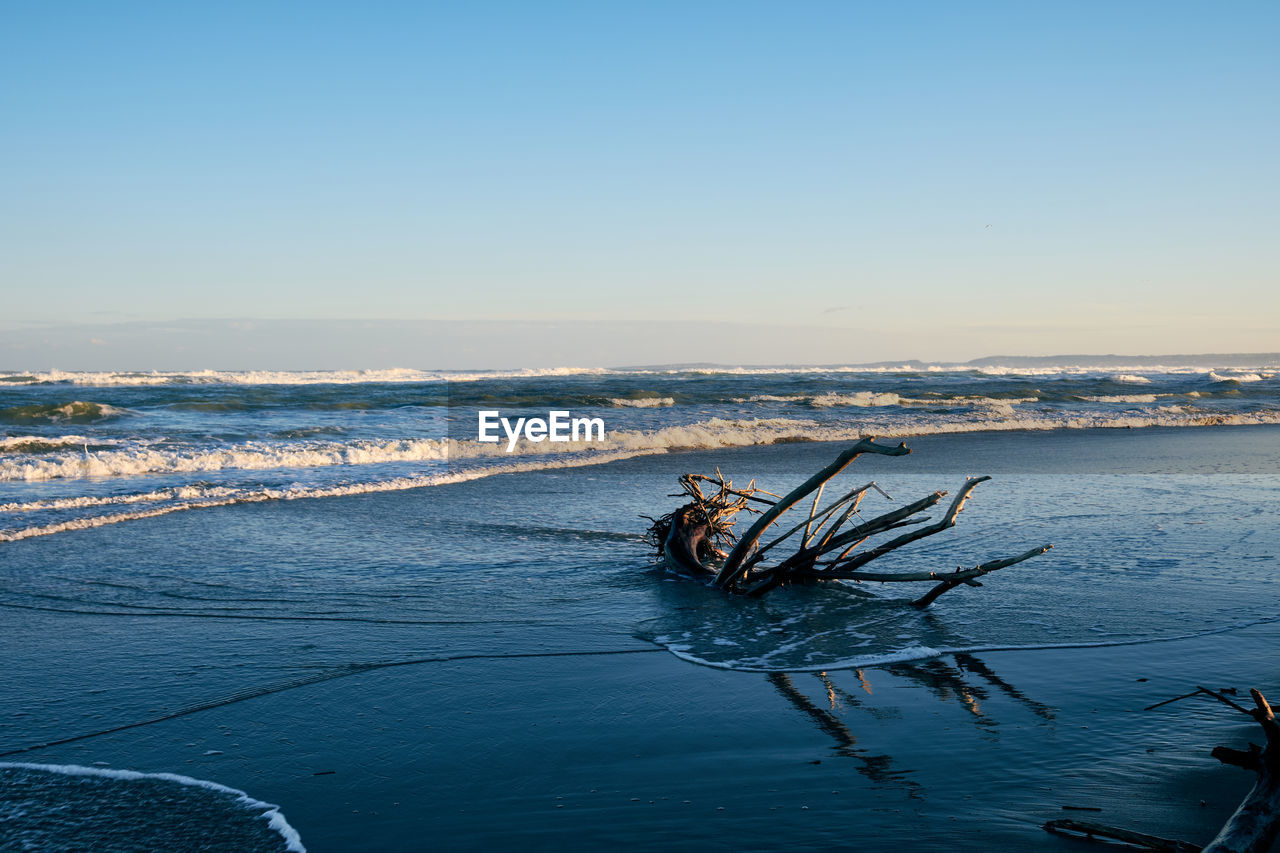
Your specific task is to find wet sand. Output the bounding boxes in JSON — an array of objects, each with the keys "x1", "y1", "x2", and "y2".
[{"x1": 11, "y1": 620, "x2": 1276, "y2": 851}]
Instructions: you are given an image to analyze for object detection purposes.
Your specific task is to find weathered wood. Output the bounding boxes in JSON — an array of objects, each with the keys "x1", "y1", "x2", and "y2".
[
  {"x1": 802, "y1": 482, "x2": 826, "y2": 547},
  {"x1": 1071, "y1": 686, "x2": 1280, "y2": 853},
  {"x1": 735, "y1": 483, "x2": 879, "y2": 571},
  {"x1": 909, "y1": 545, "x2": 1052, "y2": 608},
  {"x1": 1202, "y1": 689, "x2": 1280, "y2": 853},
  {"x1": 712, "y1": 438, "x2": 910, "y2": 589},
  {"x1": 1043, "y1": 818, "x2": 1201, "y2": 851},
  {"x1": 825, "y1": 476, "x2": 991, "y2": 574},
  {"x1": 812, "y1": 481, "x2": 891, "y2": 551},
  {"x1": 661, "y1": 507, "x2": 716, "y2": 577},
  {"x1": 650, "y1": 440, "x2": 1047, "y2": 603},
  {"x1": 685, "y1": 474, "x2": 779, "y2": 505},
  {"x1": 783, "y1": 544, "x2": 1050, "y2": 586},
  {"x1": 802, "y1": 491, "x2": 945, "y2": 560}
]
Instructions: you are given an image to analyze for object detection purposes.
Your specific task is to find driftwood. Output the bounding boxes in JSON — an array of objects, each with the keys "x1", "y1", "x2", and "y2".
[
  {"x1": 1042, "y1": 687, "x2": 1280, "y2": 853},
  {"x1": 1203, "y1": 687, "x2": 1280, "y2": 852},
  {"x1": 1043, "y1": 818, "x2": 1201, "y2": 851},
  {"x1": 643, "y1": 438, "x2": 1052, "y2": 604}
]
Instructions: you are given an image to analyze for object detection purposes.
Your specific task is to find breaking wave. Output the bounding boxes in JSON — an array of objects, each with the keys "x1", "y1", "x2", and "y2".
[
  {"x1": 0, "y1": 451, "x2": 648, "y2": 541},
  {"x1": 1210, "y1": 371, "x2": 1265, "y2": 383},
  {"x1": 7, "y1": 408, "x2": 1280, "y2": 484},
  {"x1": 809, "y1": 392, "x2": 901, "y2": 408},
  {"x1": 0, "y1": 367, "x2": 612, "y2": 387},
  {"x1": 0, "y1": 435, "x2": 118, "y2": 453},
  {"x1": 1, "y1": 438, "x2": 449, "y2": 482},
  {"x1": 2, "y1": 362, "x2": 1277, "y2": 388},
  {"x1": 607, "y1": 396, "x2": 675, "y2": 407},
  {"x1": 2, "y1": 359, "x2": 1277, "y2": 543},
  {"x1": 1083, "y1": 394, "x2": 1160, "y2": 404},
  {"x1": 0, "y1": 401, "x2": 130, "y2": 424}
]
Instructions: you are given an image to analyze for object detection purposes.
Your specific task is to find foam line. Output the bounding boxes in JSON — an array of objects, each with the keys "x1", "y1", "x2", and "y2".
[
  {"x1": 0, "y1": 762, "x2": 305, "y2": 852},
  {"x1": 0, "y1": 450, "x2": 647, "y2": 541},
  {"x1": 5, "y1": 410, "x2": 1280, "y2": 541},
  {"x1": 660, "y1": 613, "x2": 1280, "y2": 673},
  {"x1": 7, "y1": 409, "x2": 1280, "y2": 484}
]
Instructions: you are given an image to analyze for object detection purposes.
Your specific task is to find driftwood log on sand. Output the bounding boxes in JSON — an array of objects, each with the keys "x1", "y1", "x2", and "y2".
[
  {"x1": 643, "y1": 438, "x2": 1052, "y2": 604},
  {"x1": 1043, "y1": 686, "x2": 1280, "y2": 853},
  {"x1": 1202, "y1": 688, "x2": 1280, "y2": 852}
]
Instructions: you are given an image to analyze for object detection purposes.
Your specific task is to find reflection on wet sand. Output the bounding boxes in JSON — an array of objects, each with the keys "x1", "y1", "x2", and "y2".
[
  {"x1": 767, "y1": 653, "x2": 1056, "y2": 789},
  {"x1": 954, "y1": 652, "x2": 1055, "y2": 721},
  {"x1": 766, "y1": 671, "x2": 918, "y2": 792}
]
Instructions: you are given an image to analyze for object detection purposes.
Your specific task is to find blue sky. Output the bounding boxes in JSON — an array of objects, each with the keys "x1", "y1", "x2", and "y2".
[{"x1": 2, "y1": 2, "x2": 1276, "y2": 367}]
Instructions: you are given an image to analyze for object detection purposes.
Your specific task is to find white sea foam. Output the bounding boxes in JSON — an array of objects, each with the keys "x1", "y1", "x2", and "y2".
[
  {"x1": 1084, "y1": 395, "x2": 1159, "y2": 403},
  {"x1": 0, "y1": 367, "x2": 612, "y2": 386},
  {"x1": 0, "y1": 452, "x2": 649, "y2": 541},
  {"x1": 1, "y1": 438, "x2": 450, "y2": 481},
  {"x1": 940, "y1": 395, "x2": 1039, "y2": 409},
  {"x1": 0, "y1": 485, "x2": 240, "y2": 513},
  {"x1": 0, "y1": 434, "x2": 113, "y2": 452},
  {"x1": 5, "y1": 403, "x2": 1280, "y2": 539},
  {"x1": 7, "y1": 406, "x2": 1280, "y2": 484},
  {"x1": 2, "y1": 362, "x2": 1276, "y2": 387},
  {"x1": 1210, "y1": 371, "x2": 1264, "y2": 383},
  {"x1": 607, "y1": 397, "x2": 674, "y2": 407},
  {"x1": 0, "y1": 762, "x2": 305, "y2": 852},
  {"x1": 809, "y1": 392, "x2": 901, "y2": 408},
  {"x1": 737, "y1": 393, "x2": 1036, "y2": 409},
  {"x1": 735, "y1": 394, "x2": 809, "y2": 403}
]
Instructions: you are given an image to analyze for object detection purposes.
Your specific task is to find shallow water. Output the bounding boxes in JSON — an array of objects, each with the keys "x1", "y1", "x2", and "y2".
[{"x1": 2, "y1": 425, "x2": 1278, "y2": 849}]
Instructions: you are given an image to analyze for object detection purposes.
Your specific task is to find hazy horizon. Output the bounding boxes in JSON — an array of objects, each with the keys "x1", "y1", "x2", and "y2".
[{"x1": 2, "y1": 317, "x2": 1277, "y2": 372}]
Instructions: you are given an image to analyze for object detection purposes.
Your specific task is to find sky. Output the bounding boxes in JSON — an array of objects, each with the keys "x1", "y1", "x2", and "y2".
[{"x1": 2, "y1": 1, "x2": 1277, "y2": 368}]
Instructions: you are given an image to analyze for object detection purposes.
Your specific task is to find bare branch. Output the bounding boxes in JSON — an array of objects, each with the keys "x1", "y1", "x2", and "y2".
[
  {"x1": 712, "y1": 438, "x2": 910, "y2": 588},
  {"x1": 910, "y1": 545, "x2": 1052, "y2": 608}
]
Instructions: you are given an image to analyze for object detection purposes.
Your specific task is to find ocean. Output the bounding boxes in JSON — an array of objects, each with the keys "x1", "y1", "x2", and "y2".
[
  {"x1": 2, "y1": 361, "x2": 1278, "y2": 850},
  {"x1": 3, "y1": 362, "x2": 1278, "y2": 543}
]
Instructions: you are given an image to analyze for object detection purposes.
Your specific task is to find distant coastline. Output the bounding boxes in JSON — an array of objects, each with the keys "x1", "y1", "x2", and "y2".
[{"x1": 618, "y1": 353, "x2": 1280, "y2": 371}]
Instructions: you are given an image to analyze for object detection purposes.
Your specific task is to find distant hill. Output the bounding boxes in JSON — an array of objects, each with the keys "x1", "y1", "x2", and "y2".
[
  {"x1": 966, "y1": 354, "x2": 1280, "y2": 368},
  {"x1": 617, "y1": 354, "x2": 1279, "y2": 371}
]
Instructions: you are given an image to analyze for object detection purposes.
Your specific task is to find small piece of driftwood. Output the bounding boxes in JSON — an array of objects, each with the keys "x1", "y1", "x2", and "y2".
[{"x1": 1043, "y1": 818, "x2": 1201, "y2": 851}]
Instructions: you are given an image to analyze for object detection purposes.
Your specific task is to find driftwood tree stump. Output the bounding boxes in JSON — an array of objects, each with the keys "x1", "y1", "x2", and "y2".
[{"x1": 644, "y1": 438, "x2": 1051, "y2": 605}]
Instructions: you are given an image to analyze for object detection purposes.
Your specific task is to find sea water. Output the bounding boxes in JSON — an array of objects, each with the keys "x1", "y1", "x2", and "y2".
[
  {"x1": 2, "y1": 362, "x2": 1277, "y2": 542},
  {"x1": 2, "y1": 362, "x2": 1278, "y2": 849}
]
